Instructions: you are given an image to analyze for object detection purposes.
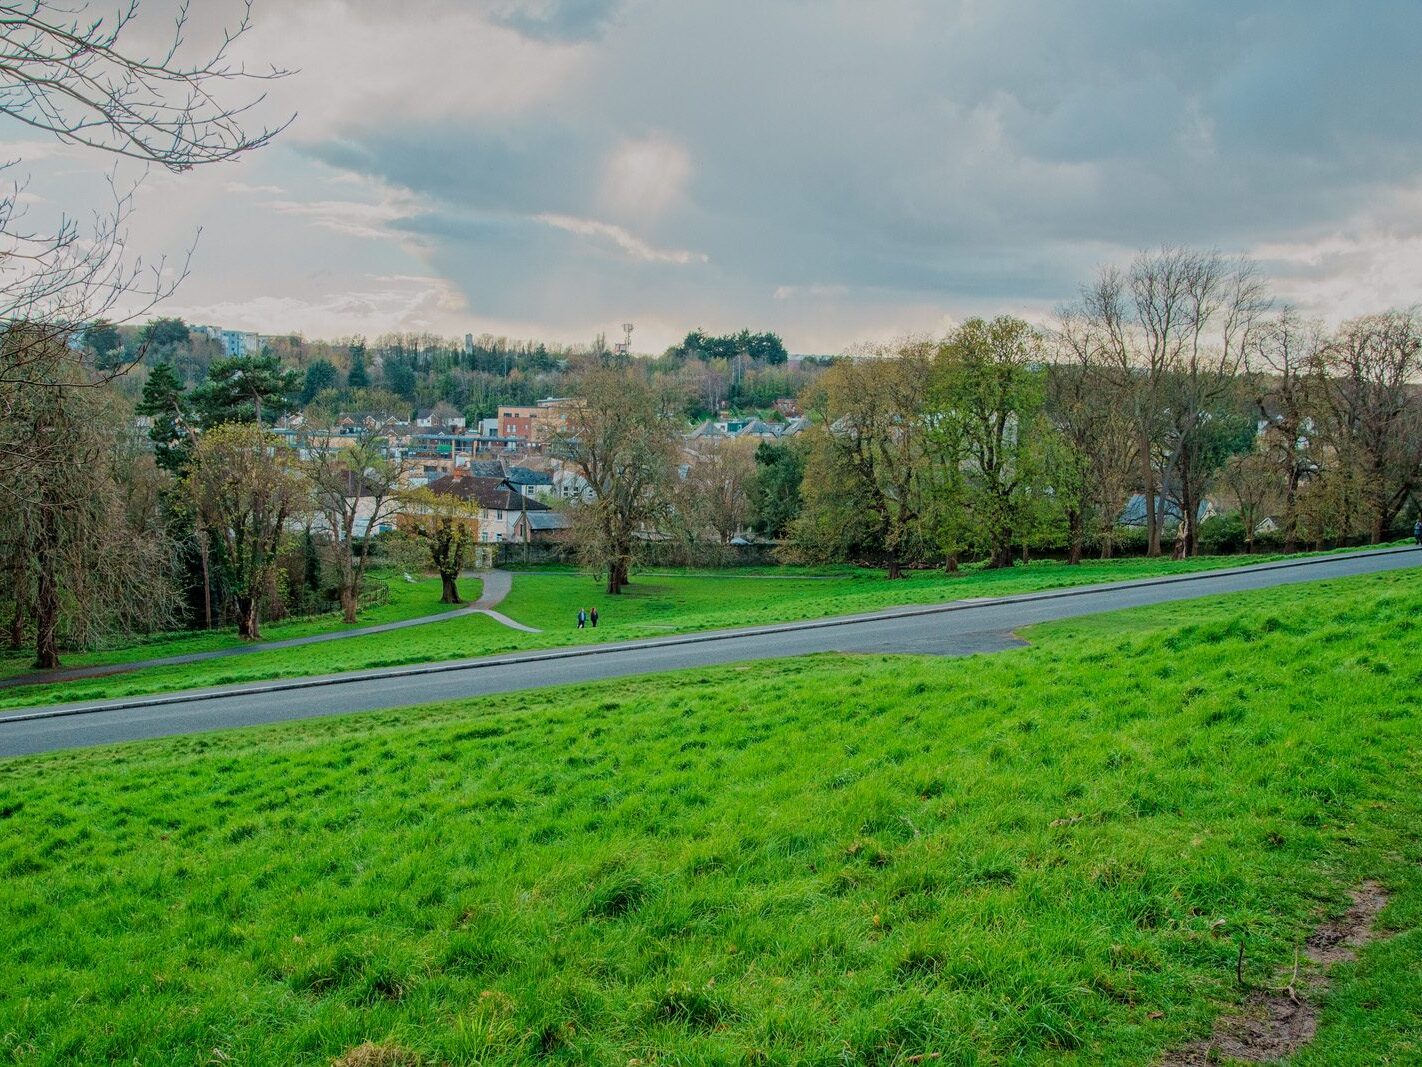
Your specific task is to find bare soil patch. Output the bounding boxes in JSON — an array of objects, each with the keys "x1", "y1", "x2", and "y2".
[
  {"x1": 1160, "y1": 882, "x2": 1388, "y2": 1065},
  {"x1": 331, "y1": 1043, "x2": 421, "y2": 1067}
]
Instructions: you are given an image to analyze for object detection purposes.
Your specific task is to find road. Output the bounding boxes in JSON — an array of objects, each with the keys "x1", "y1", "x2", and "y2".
[{"x1": 2, "y1": 547, "x2": 1417, "y2": 758}]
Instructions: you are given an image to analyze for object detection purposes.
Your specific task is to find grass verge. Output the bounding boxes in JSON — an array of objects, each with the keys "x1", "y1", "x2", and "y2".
[{"x1": 2, "y1": 571, "x2": 1419, "y2": 1063}]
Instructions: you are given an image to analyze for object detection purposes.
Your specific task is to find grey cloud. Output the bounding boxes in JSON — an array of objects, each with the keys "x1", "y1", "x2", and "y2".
[{"x1": 288, "y1": 0, "x2": 1422, "y2": 345}]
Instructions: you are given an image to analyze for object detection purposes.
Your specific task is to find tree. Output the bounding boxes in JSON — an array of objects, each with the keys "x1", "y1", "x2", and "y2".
[
  {"x1": 932, "y1": 317, "x2": 1051, "y2": 568},
  {"x1": 1049, "y1": 314, "x2": 1137, "y2": 561},
  {"x1": 1219, "y1": 450, "x2": 1280, "y2": 553},
  {"x1": 192, "y1": 352, "x2": 299, "y2": 426},
  {"x1": 400, "y1": 487, "x2": 477, "y2": 603},
  {"x1": 1317, "y1": 312, "x2": 1422, "y2": 544},
  {"x1": 142, "y1": 317, "x2": 191, "y2": 348},
  {"x1": 135, "y1": 361, "x2": 191, "y2": 475},
  {"x1": 749, "y1": 440, "x2": 805, "y2": 538},
  {"x1": 347, "y1": 346, "x2": 370, "y2": 389},
  {"x1": 84, "y1": 319, "x2": 122, "y2": 366},
  {"x1": 677, "y1": 439, "x2": 757, "y2": 547},
  {"x1": 0, "y1": 3, "x2": 288, "y2": 399},
  {"x1": 793, "y1": 341, "x2": 936, "y2": 577},
  {"x1": 1077, "y1": 248, "x2": 1266, "y2": 556},
  {"x1": 384, "y1": 360, "x2": 416, "y2": 401},
  {"x1": 300, "y1": 359, "x2": 339, "y2": 406},
  {"x1": 0, "y1": 336, "x2": 178, "y2": 668},
  {"x1": 560, "y1": 366, "x2": 678, "y2": 593},
  {"x1": 307, "y1": 432, "x2": 407, "y2": 622},
  {"x1": 185, "y1": 423, "x2": 306, "y2": 640},
  {"x1": 1247, "y1": 308, "x2": 1325, "y2": 553}
]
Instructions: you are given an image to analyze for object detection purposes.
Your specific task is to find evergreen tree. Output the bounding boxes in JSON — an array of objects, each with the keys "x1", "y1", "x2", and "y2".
[{"x1": 136, "y1": 362, "x2": 191, "y2": 475}]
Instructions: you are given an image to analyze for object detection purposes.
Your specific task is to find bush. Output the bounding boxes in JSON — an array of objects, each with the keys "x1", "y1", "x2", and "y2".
[{"x1": 1198, "y1": 513, "x2": 1248, "y2": 555}]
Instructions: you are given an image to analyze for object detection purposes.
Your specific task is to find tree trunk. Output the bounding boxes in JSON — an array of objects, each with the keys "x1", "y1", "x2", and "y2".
[
  {"x1": 1066, "y1": 510, "x2": 1084, "y2": 565},
  {"x1": 1142, "y1": 429, "x2": 1160, "y2": 557},
  {"x1": 199, "y1": 534, "x2": 213, "y2": 630},
  {"x1": 8, "y1": 603, "x2": 24, "y2": 650},
  {"x1": 340, "y1": 585, "x2": 358, "y2": 624},
  {"x1": 944, "y1": 553, "x2": 959, "y2": 574},
  {"x1": 606, "y1": 557, "x2": 629, "y2": 594},
  {"x1": 440, "y1": 573, "x2": 462, "y2": 604},
  {"x1": 235, "y1": 595, "x2": 261, "y2": 641},
  {"x1": 886, "y1": 559, "x2": 904, "y2": 580},
  {"x1": 33, "y1": 508, "x2": 61, "y2": 669}
]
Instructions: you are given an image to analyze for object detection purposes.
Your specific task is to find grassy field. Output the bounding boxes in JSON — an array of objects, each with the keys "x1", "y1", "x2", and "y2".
[
  {"x1": 2, "y1": 570, "x2": 1419, "y2": 1064},
  {"x1": 0, "y1": 571, "x2": 463, "y2": 683},
  {"x1": 0, "y1": 549, "x2": 1386, "y2": 709}
]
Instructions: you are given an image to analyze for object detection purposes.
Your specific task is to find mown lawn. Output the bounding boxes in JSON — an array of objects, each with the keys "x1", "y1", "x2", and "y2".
[
  {"x1": 0, "y1": 549, "x2": 1388, "y2": 709},
  {"x1": 1, "y1": 571, "x2": 1419, "y2": 1064},
  {"x1": 0, "y1": 571, "x2": 461, "y2": 684}
]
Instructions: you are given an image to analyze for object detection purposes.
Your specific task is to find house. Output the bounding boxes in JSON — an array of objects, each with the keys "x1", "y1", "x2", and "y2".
[
  {"x1": 1118, "y1": 494, "x2": 1216, "y2": 528},
  {"x1": 422, "y1": 473, "x2": 554, "y2": 543},
  {"x1": 514, "y1": 509, "x2": 573, "y2": 543}
]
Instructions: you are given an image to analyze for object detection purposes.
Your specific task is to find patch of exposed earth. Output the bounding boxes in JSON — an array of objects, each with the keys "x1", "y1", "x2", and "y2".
[{"x1": 1160, "y1": 881, "x2": 1389, "y2": 1065}]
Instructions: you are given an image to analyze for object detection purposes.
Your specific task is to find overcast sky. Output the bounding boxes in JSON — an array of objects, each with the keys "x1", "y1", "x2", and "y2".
[{"x1": 9, "y1": 0, "x2": 1422, "y2": 352}]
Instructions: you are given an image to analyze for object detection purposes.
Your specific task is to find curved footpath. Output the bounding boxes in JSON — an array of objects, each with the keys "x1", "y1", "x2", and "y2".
[
  {"x1": 0, "y1": 570, "x2": 537, "y2": 690},
  {"x1": 1, "y1": 546, "x2": 1418, "y2": 758}
]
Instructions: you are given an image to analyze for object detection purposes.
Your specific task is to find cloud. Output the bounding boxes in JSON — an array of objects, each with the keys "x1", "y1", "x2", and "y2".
[
  {"x1": 37, "y1": 0, "x2": 1422, "y2": 352},
  {"x1": 225, "y1": 181, "x2": 286, "y2": 196},
  {"x1": 534, "y1": 213, "x2": 708, "y2": 264}
]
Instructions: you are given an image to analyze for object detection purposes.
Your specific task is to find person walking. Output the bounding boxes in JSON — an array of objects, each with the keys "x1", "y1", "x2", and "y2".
[
  {"x1": 577, "y1": 608, "x2": 587, "y2": 629},
  {"x1": 590, "y1": 606, "x2": 599, "y2": 628},
  {"x1": 1414, "y1": 518, "x2": 1422, "y2": 547}
]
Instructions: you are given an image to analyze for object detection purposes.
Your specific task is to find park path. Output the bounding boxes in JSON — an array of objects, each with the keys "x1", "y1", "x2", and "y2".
[{"x1": 0, "y1": 570, "x2": 538, "y2": 690}]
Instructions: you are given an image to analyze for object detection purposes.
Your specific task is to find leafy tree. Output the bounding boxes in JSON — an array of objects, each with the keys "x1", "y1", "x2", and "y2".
[
  {"x1": 136, "y1": 361, "x2": 192, "y2": 475},
  {"x1": 347, "y1": 345, "x2": 369, "y2": 389},
  {"x1": 184, "y1": 423, "x2": 307, "y2": 640},
  {"x1": 400, "y1": 487, "x2": 477, "y2": 603},
  {"x1": 384, "y1": 360, "x2": 417, "y2": 401},
  {"x1": 192, "y1": 353, "x2": 299, "y2": 426},
  {"x1": 85, "y1": 320, "x2": 123, "y2": 367},
  {"x1": 931, "y1": 317, "x2": 1052, "y2": 568},
  {"x1": 142, "y1": 317, "x2": 191, "y2": 347},
  {"x1": 300, "y1": 359, "x2": 339, "y2": 406},
  {"x1": 793, "y1": 342, "x2": 937, "y2": 577},
  {"x1": 307, "y1": 432, "x2": 407, "y2": 622},
  {"x1": 749, "y1": 441, "x2": 804, "y2": 538}
]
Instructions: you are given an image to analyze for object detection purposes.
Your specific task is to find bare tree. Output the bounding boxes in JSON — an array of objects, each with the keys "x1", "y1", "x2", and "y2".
[
  {"x1": 1079, "y1": 248, "x2": 1267, "y2": 555},
  {"x1": 306, "y1": 429, "x2": 407, "y2": 622},
  {"x1": 675, "y1": 438, "x2": 757, "y2": 550},
  {"x1": 1247, "y1": 308, "x2": 1325, "y2": 552},
  {"x1": 0, "y1": 0, "x2": 290, "y2": 402},
  {"x1": 1317, "y1": 311, "x2": 1422, "y2": 543},
  {"x1": 560, "y1": 365, "x2": 678, "y2": 594}
]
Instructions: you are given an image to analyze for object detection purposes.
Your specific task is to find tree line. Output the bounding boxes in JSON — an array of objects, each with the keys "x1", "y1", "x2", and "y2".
[{"x1": 560, "y1": 250, "x2": 1422, "y2": 587}]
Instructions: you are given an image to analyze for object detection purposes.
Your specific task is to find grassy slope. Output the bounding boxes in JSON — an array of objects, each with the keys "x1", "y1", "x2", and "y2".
[
  {"x1": 0, "y1": 551, "x2": 1373, "y2": 709},
  {"x1": 0, "y1": 572, "x2": 465, "y2": 683},
  {"x1": 2, "y1": 571, "x2": 1419, "y2": 1065}
]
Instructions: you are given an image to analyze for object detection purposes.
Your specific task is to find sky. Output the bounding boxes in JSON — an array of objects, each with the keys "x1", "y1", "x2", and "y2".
[{"x1": 7, "y1": 0, "x2": 1422, "y2": 353}]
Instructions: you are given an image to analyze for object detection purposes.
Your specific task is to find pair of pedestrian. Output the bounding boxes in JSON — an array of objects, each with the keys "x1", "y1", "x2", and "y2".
[
  {"x1": 576, "y1": 606, "x2": 600, "y2": 629},
  {"x1": 1414, "y1": 518, "x2": 1422, "y2": 546}
]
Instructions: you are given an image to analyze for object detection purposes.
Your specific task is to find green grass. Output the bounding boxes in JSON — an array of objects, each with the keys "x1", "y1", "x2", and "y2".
[
  {"x1": 2, "y1": 571, "x2": 1419, "y2": 1064},
  {"x1": 0, "y1": 548, "x2": 1394, "y2": 710},
  {"x1": 0, "y1": 571, "x2": 467, "y2": 685}
]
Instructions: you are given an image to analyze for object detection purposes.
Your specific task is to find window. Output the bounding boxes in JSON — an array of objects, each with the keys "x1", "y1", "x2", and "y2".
[{"x1": 496, "y1": 509, "x2": 504, "y2": 520}]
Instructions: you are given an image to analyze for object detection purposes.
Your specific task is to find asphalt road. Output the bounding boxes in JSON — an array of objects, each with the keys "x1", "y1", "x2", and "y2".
[{"x1": 2, "y1": 547, "x2": 1417, "y2": 758}]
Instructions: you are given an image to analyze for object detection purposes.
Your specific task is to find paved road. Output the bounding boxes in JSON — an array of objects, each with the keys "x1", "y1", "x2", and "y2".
[{"x1": 2, "y1": 548, "x2": 1417, "y2": 758}]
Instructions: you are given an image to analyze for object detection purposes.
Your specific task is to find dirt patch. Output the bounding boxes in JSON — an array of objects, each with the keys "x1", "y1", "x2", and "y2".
[
  {"x1": 1159, "y1": 881, "x2": 1388, "y2": 1065},
  {"x1": 331, "y1": 1043, "x2": 421, "y2": 1067}
]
